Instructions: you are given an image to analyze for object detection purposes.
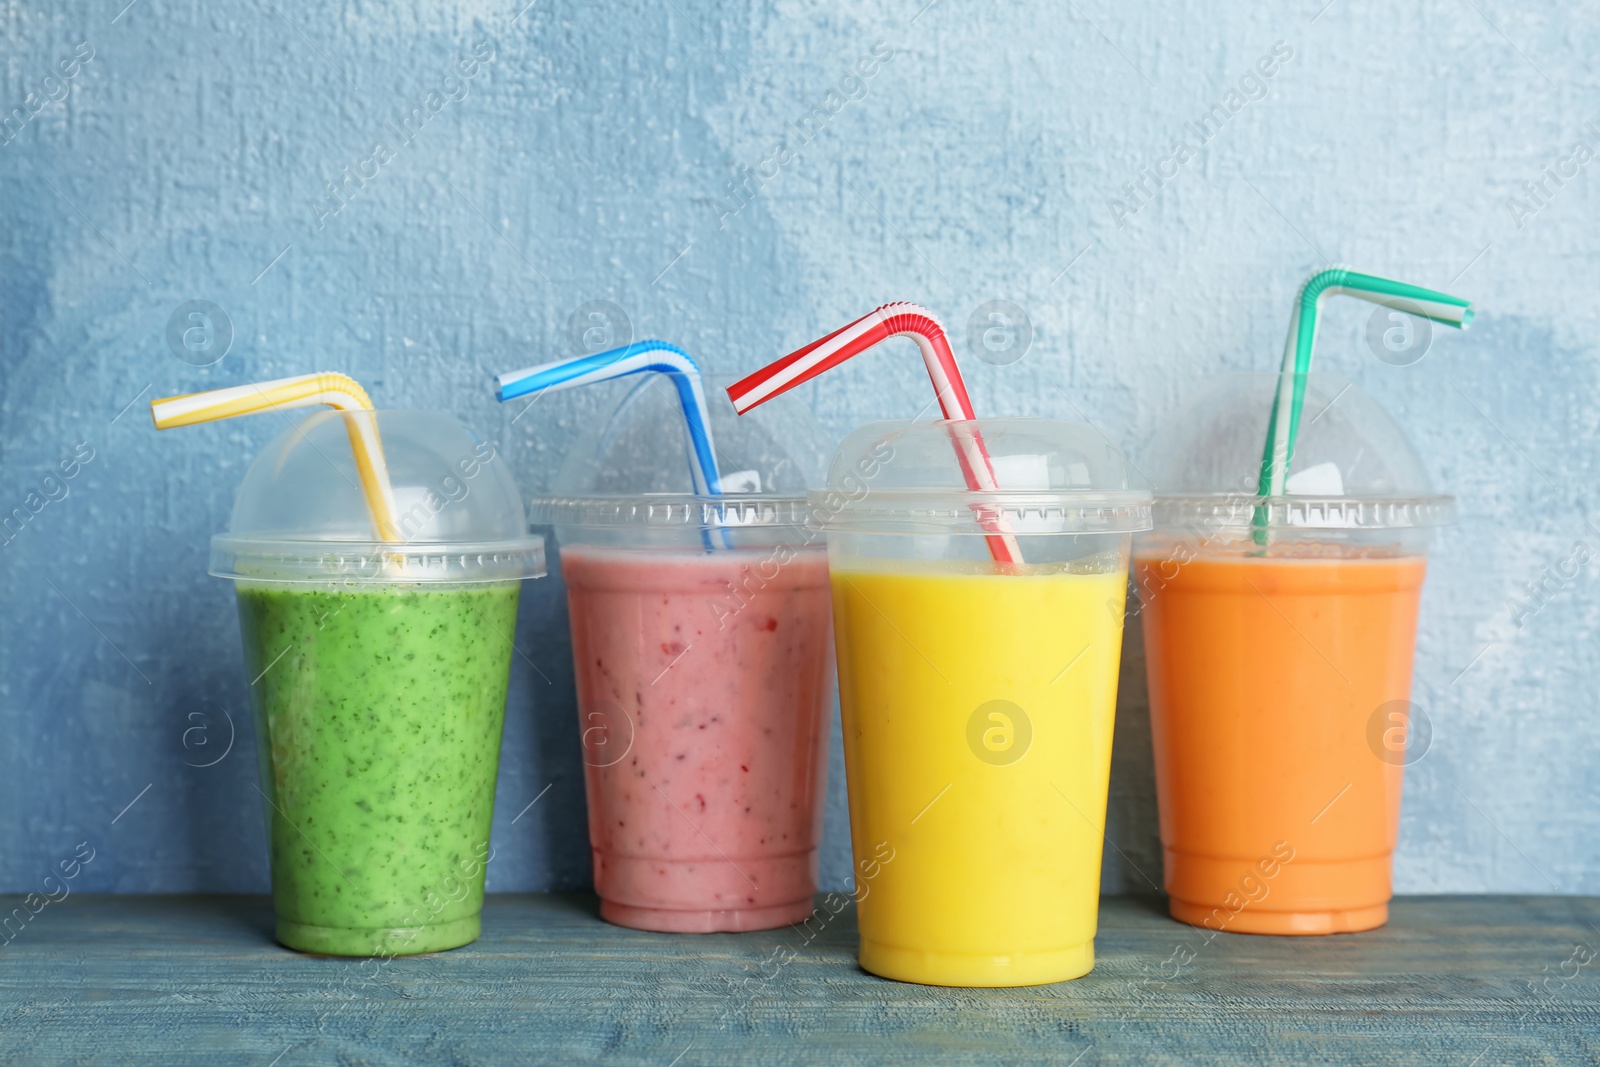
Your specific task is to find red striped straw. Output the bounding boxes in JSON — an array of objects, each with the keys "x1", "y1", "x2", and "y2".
[{"x1": 726, "y1": 302, "x2": 1021, "y2": 565}]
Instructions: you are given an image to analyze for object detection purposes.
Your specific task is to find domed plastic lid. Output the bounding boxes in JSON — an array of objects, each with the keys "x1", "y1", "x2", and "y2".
[
  {"x1": 528, "y1": 376, "x2": 827, "y2": 536},
  {"x1": 211, "y1": 409, "x2": 545, "y2": 583},
  {"x1": 1142, "y1": 372, "x2": 1454, "y2": 531},
  {"x1": 811, "y1": 418, "x2": 1151, "y2": 534}
]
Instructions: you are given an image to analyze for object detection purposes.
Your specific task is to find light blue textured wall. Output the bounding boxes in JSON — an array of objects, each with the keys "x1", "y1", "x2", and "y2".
[{"x1": 2, "y1": 0, "x2": 1596, "y2": 896}]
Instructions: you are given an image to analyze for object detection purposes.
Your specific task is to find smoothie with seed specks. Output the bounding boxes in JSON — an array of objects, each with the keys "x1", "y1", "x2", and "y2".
[
  {"x1": 237, "y1": 580, "x2": 520, "y2": 956},
  {"x1": 562, "y1": 545, "x2": 832, "y2": 933}
]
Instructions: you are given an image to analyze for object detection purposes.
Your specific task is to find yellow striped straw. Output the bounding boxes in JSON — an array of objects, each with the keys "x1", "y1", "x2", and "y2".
[{"x1": 150, "y1": 372, "x2": 404, "y2": 543}]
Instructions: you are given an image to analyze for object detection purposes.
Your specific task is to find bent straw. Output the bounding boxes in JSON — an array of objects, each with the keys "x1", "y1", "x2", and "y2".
[
  {"x1": 1253, "y1": 269, "x2": 1472, "y2": 542},
  {"x1": 151, "y1": 372, "x2": 403, "y2": 543},
  {"x1": 496, "y1": 341, "x2": 723, "y2": 496},
  {"x1": 726, "y1": 302, "x2": 1023, "y2": 566},
  {"x1": 1259, "y1": 269, "x2": 1473, "y2": 498},
  {"x1": 496, "y1": 341, "x2": 731, "y2": 551}
]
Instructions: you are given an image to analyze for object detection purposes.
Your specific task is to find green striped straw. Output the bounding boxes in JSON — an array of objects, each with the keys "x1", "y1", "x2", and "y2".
[{"x1": 1253, "y1": 267, "x2": 1473, "y2": 543}]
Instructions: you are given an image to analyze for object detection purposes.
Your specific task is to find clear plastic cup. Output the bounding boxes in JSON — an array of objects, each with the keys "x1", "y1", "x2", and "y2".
[
  {"x1": 213, "y1": 410, "x2": 545, "y2": 956},
  {"x1": 531, "y1": 383, "x2": 834, "y2": 933},
  {"x1": 812, "y1": 418, "x2": 1151, "y2": 986},
  {"x1": 1136, "y1": 373, "x2": 1453, "y2": 935}
]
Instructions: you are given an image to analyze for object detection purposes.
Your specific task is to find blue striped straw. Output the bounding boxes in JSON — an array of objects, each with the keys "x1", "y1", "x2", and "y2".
[{"x1": 496, "y1": 340, "x2": 724, "y2": 497}]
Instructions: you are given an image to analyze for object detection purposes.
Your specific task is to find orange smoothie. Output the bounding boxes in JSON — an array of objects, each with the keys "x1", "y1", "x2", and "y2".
[{"x1": 1137, "y1": 552, "x2": 1426, "y2": 935}]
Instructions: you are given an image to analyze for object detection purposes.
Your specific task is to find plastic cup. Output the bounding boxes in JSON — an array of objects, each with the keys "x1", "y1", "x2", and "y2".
[
  {"x1": 812, "y1": 418, "x2": 1151, "y2": 986},
  {"x1": 533, "y1": 382, "x2": 834, "y2": 932},
  {"x1": 1136, "y1": 373, "x2": 1453, "y2": 935},
  {"x1": 213, "y1": 410, "x2": 545, "y2": 956}
]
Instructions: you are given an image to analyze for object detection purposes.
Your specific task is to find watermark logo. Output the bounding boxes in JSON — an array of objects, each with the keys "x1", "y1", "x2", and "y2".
[
  {"x1": 1107, "y1": 39, "x2": 1294, "y2": 229},
  {"x1": 2, "y1": 441, "x2": 95, "y2": 550},
  {"x1": 1365, "y1": 299, "x2": 1432, "y2": 367},
  {"x1": 1505, "y1": 120, "x2": 1600, "y2": 231},
  {"x1": 1, "y1": 41, "x2": 94, "y2": 148},
  {"x1": 0, "y1": 840, "x2": 95, "y2": 946},
  {"x1": 166, "y1": 300, "x2": 233, "y2": 366},
  {"x1": 966, "y1": 300, "x2": 1032, "y2": 366},
  {"x1": 580, "y1": 699, "x2": 635, "y2": 768},
  {"x1": 313, "y1": 840, "x2": 494, "y2": 1032},
  {"x1": 1366, "y1": 699, "x2": 1432, "y2": 766},
  {"x1": 713, "y1": 839, "x2": 895, "y2": 1029},
  {"x1": 180, "y1": 707, "x2": 236, "y2": 769},
  {"x1": 1519, "y1": 939, "x2": 1596, "y2": 1021},
  {"x1": 966, "y1": 699, "x2": 1032, "y2": 766},
  {"x1": 308, "y1": 39, "x2": 497, "y2": 231},
  {"x1": 1508, "y1": 529, "x2": 1598, "y2": 629},
  {"x1": 713, "y1": 41, "x2": 895, "y2": 230},
  {"x1": 566, "y1": 300, "x2": 632, "y2": 356}
]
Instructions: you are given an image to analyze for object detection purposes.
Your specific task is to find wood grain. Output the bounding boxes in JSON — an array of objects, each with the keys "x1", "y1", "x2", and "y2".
[{"x1": 0, "y1": 894, "x2": 1595, "y2": 1065}]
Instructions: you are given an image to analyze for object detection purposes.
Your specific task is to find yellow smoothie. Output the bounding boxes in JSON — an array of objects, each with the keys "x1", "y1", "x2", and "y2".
[{"x1": 830, "y1": 561, "x2": 1128, "y2": 986}]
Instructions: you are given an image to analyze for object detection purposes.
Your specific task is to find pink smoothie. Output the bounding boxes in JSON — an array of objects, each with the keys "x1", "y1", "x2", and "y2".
[{"x1": 560, "y1": 544, "x2": 832, "y2": 932}]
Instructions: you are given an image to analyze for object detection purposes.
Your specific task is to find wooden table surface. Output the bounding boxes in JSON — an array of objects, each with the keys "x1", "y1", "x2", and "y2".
[{"x1": 0, "y1": 894, "x2": 1595, "y2": 1065}]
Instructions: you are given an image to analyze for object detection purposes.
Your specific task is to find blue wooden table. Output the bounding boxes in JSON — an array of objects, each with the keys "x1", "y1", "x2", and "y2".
[{"x1": 1, "y1": 894, "x2": 1595, "y2": 1065}]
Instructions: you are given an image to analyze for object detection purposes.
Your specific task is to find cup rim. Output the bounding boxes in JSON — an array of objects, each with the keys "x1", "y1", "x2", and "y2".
[
  {"x1": 209, "y1": 534, "x2": 546, "y2": 583},
  {"x1": 1148, "y1": 492, "x2": 1456, "y2": 530},
  {"x1": 528, "y1": 492, "x2": 814, "y2": 530},
  {"x1": 805, "y1": 488, "x2": 1153, "y2": 535}
]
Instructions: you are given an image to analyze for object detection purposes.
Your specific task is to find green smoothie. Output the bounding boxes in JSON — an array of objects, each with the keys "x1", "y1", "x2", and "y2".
[{"x1": 236, "y1": 580, "x2": 520, "y2": 956}]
